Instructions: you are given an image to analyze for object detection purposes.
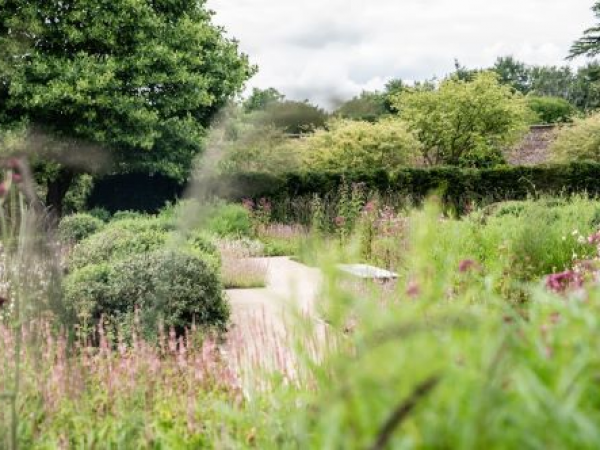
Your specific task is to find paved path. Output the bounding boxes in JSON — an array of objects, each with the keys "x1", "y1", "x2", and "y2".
[
  {"x1": 227, "y1": 256, "x2": 322, "y2": 317},
  {"x1": 225, "y1": 257, "x2": 325, "y2": 384}
]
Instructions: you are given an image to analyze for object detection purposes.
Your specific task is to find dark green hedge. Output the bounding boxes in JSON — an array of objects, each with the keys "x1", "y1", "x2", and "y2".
[
  {"x1": 207, "y1": 162, "x2": 600, "y2": 211},
  {"x1": 88, "y1": 172, "x2": 184, "y2": 213},
  {"x1": 87, "y1": 163, "x2": 600, "y2": 214}
]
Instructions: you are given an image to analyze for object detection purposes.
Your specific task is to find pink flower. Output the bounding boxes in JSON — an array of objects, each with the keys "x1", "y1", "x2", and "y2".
[
  {"x1": 406, "y1": 280, "x2": 420, "y2": 298},
  {"x1": 546, "y1": 270, "x2": 583, "y2": 293},
  {"x1": 334, "y1": 216, "x2": 346, "y2": 227},
  {"x1": 458, "y1": 259, "x2": 478, "y2": 273},
  {"x1": 588, "y1": 232, "x2": 600, "y2": 245},
  {"x1": 258, "y1": 198, "x2": 272, "y2": 213},
  {"x1": 362, "y1": 201, "x2": 376, "y2": 214},
  {"x1": 12, "y1": 173, "x2": 22, "y2": 183},
  {"x1": 242, "y1": 198, "x2": 255, "y2": 211},
  {"x1": 5, "y1": 158, "x2": 19, "y2": 169}
]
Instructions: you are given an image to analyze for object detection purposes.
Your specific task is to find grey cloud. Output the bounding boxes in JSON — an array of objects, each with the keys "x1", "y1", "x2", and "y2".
[
  {"x1": 285, "y1": 21, "x2": 368, "y2": 49},
  {"x1": 209, "y1": 0, "x2": 596, "y2": 109}
]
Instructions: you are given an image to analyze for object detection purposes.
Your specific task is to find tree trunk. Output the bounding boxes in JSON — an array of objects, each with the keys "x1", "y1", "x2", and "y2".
[{"x1": 46, "y1": 168, "x2": 75, "y2": 220}]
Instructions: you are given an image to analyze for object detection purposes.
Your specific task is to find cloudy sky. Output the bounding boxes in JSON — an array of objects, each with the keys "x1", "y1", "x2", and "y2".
[{"x1": 208, "y1": 0, "x2": 596, "y2": 109}]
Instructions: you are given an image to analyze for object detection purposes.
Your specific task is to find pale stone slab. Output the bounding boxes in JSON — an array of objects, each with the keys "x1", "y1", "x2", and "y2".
[{"x1": 337, "y1": 264, "x2": 398, "y2": 280}]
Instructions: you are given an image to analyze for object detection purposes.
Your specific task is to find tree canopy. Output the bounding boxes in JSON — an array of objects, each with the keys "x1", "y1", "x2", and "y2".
[
  {"x1": 570, "y1": 2, "x2": 600, "y2": 59},
  {"x1": 394, "y1": 72, "x2": 530, "y2": 167},
  {"x1": 0, "y1": 0, "x2": 253, "y2": 214}
]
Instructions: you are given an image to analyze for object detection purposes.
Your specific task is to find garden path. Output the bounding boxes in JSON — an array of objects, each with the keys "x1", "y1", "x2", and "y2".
[{"x1": 225, "y1": 257, "x2": 326, "y2": 383}]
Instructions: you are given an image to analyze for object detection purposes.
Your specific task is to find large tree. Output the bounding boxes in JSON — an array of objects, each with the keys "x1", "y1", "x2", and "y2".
[
  {"x1": 394, "y1": 72, "x2": 530, "y2": 167},
  {"x1": 0, "y1": 0, "x2": 253, "y2": 216}
]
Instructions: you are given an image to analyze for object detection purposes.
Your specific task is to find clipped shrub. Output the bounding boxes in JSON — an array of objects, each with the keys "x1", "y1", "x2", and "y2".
[
  {"x1": 69, "y1": 226, "x2": 167, "y2": 270},
  {"x1": 64, "y1": 249, "x2": 228, "y2": 335},
  {"x1": 58, "y1": 213, "x2": 105, "y2": 244},
  {"x1": 205, "y1": 203, "x2": 253, "y2": 237},
  {"x1": 527, "y1": 96, "x2": 576, "y2": 124}
]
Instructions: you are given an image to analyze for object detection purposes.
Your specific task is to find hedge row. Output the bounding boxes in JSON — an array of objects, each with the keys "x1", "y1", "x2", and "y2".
[
  {"x1": 207, "y1": 162, "x2": 600, "y2": 210},
  {"x1": 87, "y1": 163, "x2": 600, "y2": 213}
]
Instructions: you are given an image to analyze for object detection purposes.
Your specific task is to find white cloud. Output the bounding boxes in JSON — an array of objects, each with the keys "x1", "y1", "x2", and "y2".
[{"x1": 208, "y1": 0, "x2": 597, "y2": 108}]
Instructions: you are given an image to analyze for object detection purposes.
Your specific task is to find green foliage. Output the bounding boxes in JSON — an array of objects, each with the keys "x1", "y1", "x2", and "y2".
[
  {"x1": 188, "y1": 229, "x2": 220, "y2": 258},
  {"x1": 262, "y1": 100, "x2": 329, "y2": 135},
  {"x1": 395, "y1": 72, "x2": 529, "y2": 167},
  {"x1": 0, "y1": 0, "x2": 253, "y2": 214},
  {"x1": 64, "y1": 249, "x2": 228, "y2": 335},
  {"x1": 466, "y1": 197, "x2": 598, "y2": 281},
  {"x1": 87, "y1": 207, "x2": 111, "y2": 222},
  {"x1": 492, "y1": 56, "x2": 531, "y2": 93},
  {"x1": 63, "y1": 174, "x2": 94, "y2": 214},
  {"x1": 213, "y1": 162, "x2": 600, "y2": 218},
  {"x1": 58, "y1": 213, "x2": 104, "y2": 244},
  {"x1": 569, "y1": 2, "x2": 600, "y2": 59},
  {"x1": 334, "y1": 91, "x2": 388, "y2": 122},
  {"x1": 111, "y1": 210, "x2": 147, "y2": 222},
  {"x1": 205, "y1": 203, "x2": 253, "y2": 237},
  {"x1": 302, "y1": 119, "x2": 421, "y2": 172},
  {"x1": 243, "y1": 87, "x2": 284, "y2": 113},
  {"x1": 527, "y1": 96, "x2": 577, "y2": 124},
  {"x1": 216, "y1": 122, "x2": 302, "y2": 174},
  {"x1": 68, "y1": 221, "x2": 168, "y2": 270},
  {"x1": 551, "y1": 113, "x2": 600, "y2": 162}
]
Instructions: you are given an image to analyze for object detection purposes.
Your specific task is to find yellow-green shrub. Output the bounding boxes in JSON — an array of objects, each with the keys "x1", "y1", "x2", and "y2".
[
  {"x1": 301, "y1": 118, "x2": 420, "y2": 172},
  {"x1": 551, "y1": 113, "x2": 600, "y2": 162}
]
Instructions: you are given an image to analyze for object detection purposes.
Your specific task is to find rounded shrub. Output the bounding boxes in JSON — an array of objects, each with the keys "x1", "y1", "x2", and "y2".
[
  {"x1": 64, "y1": 250, "x2": 228, "y2": 335},
  {"x1": 58, "y1": 213, "x2": 105, "y2": 243},
  {"x1": 526, "y1": 95, "x2": 576, "y2": 124},
  {"x1": 69, "y1": 226, "x2": 167, "y2": 269}
]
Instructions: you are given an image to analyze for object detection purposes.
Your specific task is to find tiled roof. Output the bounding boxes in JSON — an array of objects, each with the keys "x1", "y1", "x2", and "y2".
[{"x1": 505, "y1": 125, "x2": 557, "y2": 166}]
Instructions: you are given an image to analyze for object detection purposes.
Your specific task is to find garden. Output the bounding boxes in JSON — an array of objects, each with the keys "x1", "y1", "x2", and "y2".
[{"x1": 4, "y1": 0, "x2": 600, "y2": 448}]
